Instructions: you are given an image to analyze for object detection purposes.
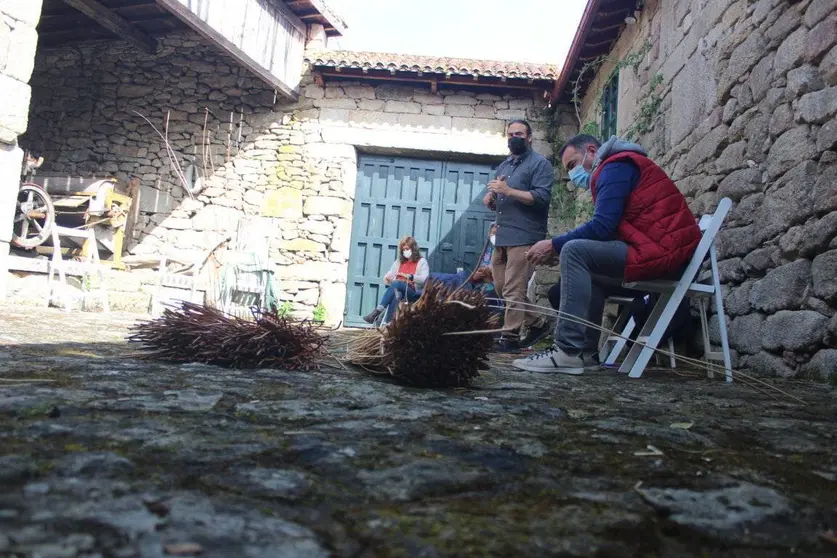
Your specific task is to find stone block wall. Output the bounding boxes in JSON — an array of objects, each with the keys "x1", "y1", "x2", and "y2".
[
  {"x1": 571, "y1": 0, "x2": 837, "y2": 379},
  {"x1": 0, "y1": 0, "x2": 40, "y2": 144},
  {"x1": 1, "y1": 0, "x2": 43, "y2": 299},
  {"x1": 22, "y1": 31, "x2": 551, "y2": 323}
]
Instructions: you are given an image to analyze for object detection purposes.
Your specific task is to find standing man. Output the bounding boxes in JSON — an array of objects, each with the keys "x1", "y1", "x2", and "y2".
[{"x1": 483, "y1": 120, "x2": 554, "y2": 353}]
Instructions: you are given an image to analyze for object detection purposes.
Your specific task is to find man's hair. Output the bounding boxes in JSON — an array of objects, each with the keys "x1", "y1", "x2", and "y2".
[
  {"x1": 558, "y1": 134, "x2": 602, "y2": 158},
  {"x1": 507, "y1": 119, "x2": 532, "y2": 137}
]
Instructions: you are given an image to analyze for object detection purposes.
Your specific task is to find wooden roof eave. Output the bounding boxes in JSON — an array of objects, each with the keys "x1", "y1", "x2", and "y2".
[{"x1": 313, "y1": 67, "x2": 556, "y2": 92}]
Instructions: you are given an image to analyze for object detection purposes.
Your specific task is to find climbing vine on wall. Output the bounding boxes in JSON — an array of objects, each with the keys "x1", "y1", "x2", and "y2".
[
  {"x1": 544, "y1": 40, "x2": 666, "y2": 230},
  {"x1": 622, "y1": 72, "x2": 665, "y2": 142},
  {"x1": 571, "y1": 40, "x2": 659, "y2": 139},
  {"x1": 544, "y1": 42, "x2": 656, "y2": 229}
]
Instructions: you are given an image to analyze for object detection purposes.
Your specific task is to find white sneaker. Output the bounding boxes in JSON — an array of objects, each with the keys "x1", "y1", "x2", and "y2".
[{"x1": 512, "y1": 346, "x2": 584, "y2": 375}]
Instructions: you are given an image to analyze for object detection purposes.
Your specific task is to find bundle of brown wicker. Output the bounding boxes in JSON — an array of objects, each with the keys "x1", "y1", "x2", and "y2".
[
  {"x1": 347, "y1": 280, "x2": 499, "y2": 388},
  {"x1": 127, "y1": 301, "x2": 327, "y2": 370}
]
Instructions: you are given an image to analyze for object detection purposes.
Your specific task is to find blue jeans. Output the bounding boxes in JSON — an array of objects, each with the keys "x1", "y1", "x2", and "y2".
[
  {"x1": 380, "y1": 281, "x2": 421, "y2": 321},
  {"x1": 555, "y1": 240, "x2": 629, "y2": 353}
]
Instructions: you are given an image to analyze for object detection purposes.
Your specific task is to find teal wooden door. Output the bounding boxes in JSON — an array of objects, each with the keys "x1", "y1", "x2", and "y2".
[
  {"x1": 436, "y1": 163, "x2": 498, "y2": 273},
  {"x1": 345, "y1": 155, "x2": 497, "y2": 327}
]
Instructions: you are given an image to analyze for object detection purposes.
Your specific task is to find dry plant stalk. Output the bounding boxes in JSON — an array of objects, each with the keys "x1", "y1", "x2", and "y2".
[
  {"x1": 127, "y1": 301, "x2": 327, "y2": 370},
  {"x1": 347, "y1": 280, "x2": 498, "y2": 388},
  {"x1": 132, "y1": 110, "x2": 194, "y2": 200}
]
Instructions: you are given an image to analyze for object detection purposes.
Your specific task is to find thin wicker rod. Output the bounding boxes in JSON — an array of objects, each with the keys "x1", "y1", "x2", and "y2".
[
  {"x1": 482, "y1": 298, "x2": 806, "y2": 405},
  {"x1": 444, "y1": 300, "x2": 477, "y2": 310},
  {"x1": 491, "y1": 298, "x2": 728, "y2": 373},
  {"x1": 443, "y1": 328, "x2": 508, "y2": 336}
]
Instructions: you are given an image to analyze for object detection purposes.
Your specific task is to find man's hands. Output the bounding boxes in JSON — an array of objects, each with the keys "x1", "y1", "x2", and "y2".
[
  {"x1": 487, "y1": 176, "x2": 535, "y2": 206},
  {"x1": 487, "y1": 177, "x2": 511, "y2": 197},
  {"x1": 526, "y1": 239, "x2": 556, "y2": 265},
  {"x1": 484, "y1": 177, "x2": 511, "y2": 210}
]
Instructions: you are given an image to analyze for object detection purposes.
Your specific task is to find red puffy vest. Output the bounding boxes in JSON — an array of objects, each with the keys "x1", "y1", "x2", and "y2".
[{"x1": 590, "y1": 151, "x2": 701, "y2": 282}]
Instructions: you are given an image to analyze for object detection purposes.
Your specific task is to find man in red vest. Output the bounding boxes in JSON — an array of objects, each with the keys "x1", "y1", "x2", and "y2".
[{"x1": 512, "y1": 134, "x2": 701, "y2": 375}]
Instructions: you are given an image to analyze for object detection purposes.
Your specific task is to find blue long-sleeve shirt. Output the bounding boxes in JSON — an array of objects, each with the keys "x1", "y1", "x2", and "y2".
[{"x1": 551, "y1": 161, "x2": 640, "y2": 254}]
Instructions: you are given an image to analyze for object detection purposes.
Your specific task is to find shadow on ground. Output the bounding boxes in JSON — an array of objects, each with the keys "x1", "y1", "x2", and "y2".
[{"x1": 1, "y1": 306, "x2": 836, "y2": 557}]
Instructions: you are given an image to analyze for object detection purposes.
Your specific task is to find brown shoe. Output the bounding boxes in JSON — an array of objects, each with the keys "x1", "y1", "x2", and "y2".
[{"x1": 363, "y1": 308, "x2": 382, "y2": 324}]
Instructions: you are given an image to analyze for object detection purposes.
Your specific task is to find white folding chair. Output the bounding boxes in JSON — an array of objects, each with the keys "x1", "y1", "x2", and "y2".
[
  {"x1": 617, "y1": 198, "x2": 733, "y2": 381},
  {"x1": 48, "y1": 225, "x2": 109, "y2": 313}
]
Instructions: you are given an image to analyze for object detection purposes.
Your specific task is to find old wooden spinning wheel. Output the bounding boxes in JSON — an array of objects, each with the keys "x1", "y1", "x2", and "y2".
[{"x1": 12, "y1": 154, "x2": 55, "y2": 250}]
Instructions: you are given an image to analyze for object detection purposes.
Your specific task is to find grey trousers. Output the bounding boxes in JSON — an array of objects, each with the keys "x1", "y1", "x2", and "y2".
[{"x1": 554, "y1": 239, "x2": 630, "y2": 354}]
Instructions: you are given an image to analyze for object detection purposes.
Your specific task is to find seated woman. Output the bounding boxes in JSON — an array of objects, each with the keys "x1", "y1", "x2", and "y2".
[{"x1": 363, "y1": 236, "x2": 430, "y2": 324}]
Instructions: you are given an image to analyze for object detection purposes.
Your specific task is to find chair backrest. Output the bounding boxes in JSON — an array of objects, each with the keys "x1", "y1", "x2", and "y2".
[{"x1": 682, "y1": 197, "x2": 732, "y2": 284}]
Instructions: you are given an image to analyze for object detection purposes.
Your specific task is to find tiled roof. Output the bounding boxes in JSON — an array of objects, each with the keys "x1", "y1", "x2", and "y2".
[{"x1": 305, "y1": 50, "x2": 560, "y2": 81}]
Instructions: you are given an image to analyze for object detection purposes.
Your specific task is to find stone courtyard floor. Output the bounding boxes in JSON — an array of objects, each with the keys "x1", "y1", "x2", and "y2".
[{"x1": 1, "y1": 305, "x2": 836, "y2": 557}]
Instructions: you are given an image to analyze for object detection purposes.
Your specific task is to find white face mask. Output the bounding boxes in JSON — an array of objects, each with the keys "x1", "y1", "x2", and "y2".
[
  {"x1": 490, "y1": 235, "x2": 496, "y2": 246},
  {"x1": 402, "y1": 249, "x2": 412, "y2": 259}
]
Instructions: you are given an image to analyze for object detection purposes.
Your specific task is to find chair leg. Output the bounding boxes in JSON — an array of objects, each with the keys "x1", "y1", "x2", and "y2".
[
  {"x1": 710, "y1": 246, "x2": 733, "y2": 383},
  {"x1": 60, "y1": 267, "x2": 71, "y2": 312},
  {"x1": 619, "y1": 293, "x2": 668, "y2": 374},
  {"x1": 621, "y1": 290, "x2": 688, "y2": 378},
  {"x1": 600, "y1": 304, "x2": 630, "y2": 364},
  {"x1": 605, "y1": 316, "x2": 635, "y2": 367},
  {"x1": 668, "y1": 337, "x2": 676, "y2": 369},
  {"x1": 698, "y1": 299, "x2": 714, "y2": 379}
]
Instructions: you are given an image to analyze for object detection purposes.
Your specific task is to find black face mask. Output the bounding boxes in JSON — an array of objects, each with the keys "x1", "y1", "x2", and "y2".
[{"x1": 508, "y1": 136, "x2": 528, "y2": 156}]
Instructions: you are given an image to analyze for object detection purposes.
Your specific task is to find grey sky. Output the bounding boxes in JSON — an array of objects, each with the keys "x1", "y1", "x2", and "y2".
[{"x1": 327, "y1": 0, "x2": 588, "y2": 66}]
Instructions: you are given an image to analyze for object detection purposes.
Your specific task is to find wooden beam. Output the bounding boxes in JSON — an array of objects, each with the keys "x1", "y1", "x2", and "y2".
[
  {"x1": 156, "y1": 0, "x2": 299, "y2": 102},
  {"x1": 60, "y1": 0, "x2": 158, "y2": 54}
]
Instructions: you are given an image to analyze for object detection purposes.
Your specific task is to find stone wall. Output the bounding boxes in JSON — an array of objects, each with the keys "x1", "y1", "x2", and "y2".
[
  {"x1": 571, "y1": 0, "x2": 837, "y2": 379},
  {"x1": 22, "y1": 31, "x2": 552, "y2": 324},
  {"x1": 0, "y1": 0, "x2": 43, "y2": 299}
]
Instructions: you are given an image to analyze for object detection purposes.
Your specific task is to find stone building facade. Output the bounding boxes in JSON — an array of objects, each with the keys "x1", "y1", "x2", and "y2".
[
  {"x1": 555, "y1": 0, "x2": 837, "y2": 379},
  {"x1": 0, "y1": 0, "x2": 43, "y2": 298},
  {"x1": 21, "y1": 32, "x2": 554, "y2": 324}
]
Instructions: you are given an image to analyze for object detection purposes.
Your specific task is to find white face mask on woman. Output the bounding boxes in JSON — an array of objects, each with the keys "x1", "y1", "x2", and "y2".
[{"x1": 402, "y1": 249, "x2": 412, "y2": 259}]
